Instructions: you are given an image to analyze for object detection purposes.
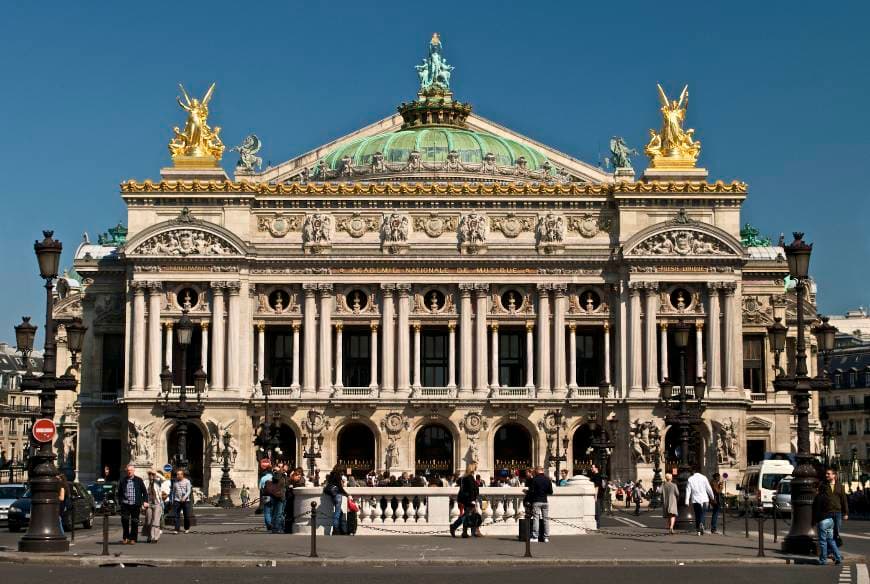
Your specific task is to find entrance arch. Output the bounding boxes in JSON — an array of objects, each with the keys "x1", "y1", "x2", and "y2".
[
  {"x1": 167, "y1": 423, "x2": 205, "y2": 487},
  {"x1": 415, "y1": 424, "x2": 454, "y2": 477},
  {"x1": 336, "y1": 423, "x2": 375, "y2": 479},
  {"x1": 493, "y1": 423, "x2": 532, "y2": 472},
  {"x1": 276, "y1": 424, "x2": 297, "y2": 468},
  {"x1": 572, "y1": 424, "x2": 594, "y2": 473}
]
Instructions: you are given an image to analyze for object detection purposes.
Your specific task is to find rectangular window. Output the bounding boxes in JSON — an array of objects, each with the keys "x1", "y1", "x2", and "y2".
[
  {"x1": 835, "y1": 374, "x2": 842, "y2": 388},
  {"x1": 864, "y1": 418, "x2": 870, "y2": 434},
  {"x1": 850, "y1": 395, "x2": 857, "y2": 406},
  {"x1": 835, "y1": 420, "x2": 843, "y2": 435},
  {"x1": 101, "y1": 333, "x2": 125, "y2": 397},
  {"x1": 266, "y1": 330, "x2": 294, "y2": 387},
  {"x1": 343, "y1": 328, "x2": 371, "y2": 387},
  {"x1": 850, "y1": 419, "x2": 857, "y2": 435},
  {"x1": 850, "y1": 372, "x2": 857, "y2": 387},
  {"x1": 576, "y1": 331, "x2": 602, "y2": 386},
  {"x1": 498, "y1": 329, "x2": 526, "y2": 387},
  {"x1": 422, "y1": 329, "x2": 448, "y2": 387},
  {"x1": 742, "y1": 335, "x2": 765, "y2": 392}
]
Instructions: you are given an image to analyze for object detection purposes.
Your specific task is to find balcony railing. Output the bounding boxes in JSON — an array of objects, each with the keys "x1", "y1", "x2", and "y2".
[
  {"x1": 571, "y1": 386, "x2": 604, "y2": 398},
  {"x1": 333, "y1": 386, "x2": 378, "y2": 399},
  {"x1": 750, "y1": 392, "x2": 767, "y2": 402},
  {"x1": 492, "y1": 386, "x2": 535, "y2": 399}
]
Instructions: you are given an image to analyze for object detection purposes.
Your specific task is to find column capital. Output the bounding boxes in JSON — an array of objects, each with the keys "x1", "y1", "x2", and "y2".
[
  {"x1": 525, "y1": 320, "x2": 535, "y2": 332},
  {"x1": 397, "y1": 283, "x2": 412, "y2": 296},
  {"x1": 334, "y1": 321, "x2": 343, "y2": 331},
  {"x1": 318, "y1": 283, "x2": 334, "y2": 294},
  {"x1": 567, "y1": 321, "x2": 576, "y2": 332},
  {"x1": 209, "y1": 280, "x2": 227, "y2": 290},
  {"x1": 370, "y1": 320, "x2": 380, "y2": 331},
  {"x1": 165, "y1": 322, "x2": 174, "y2": 330},
  {"x1": 489, "y1": 321, "x2": 499, "y2": 331},
  {"x1": 603, "y1": 321, "x2": 610, "y2": 332},
  {"x1": 303, "y1": 283, "x2": 318, "y2": 295},
  {"x1": 536, "y1": 283, "x2": 552, "y2": 292},
  {"x1": 696, "y1": 321, "x2": 704, "y2": 331},
  {"x1": 147, "y1": 281, "x2": 163, "y2": 293},
  {"x1": 131, "y1": 281, "x2": 149, "y2": 293},
  {"x1": 628, "y1": 282, "x2": 643, "y2": 295},
  {"x1": 552, "y1": 283, "x2": 568, "y2": 295},
  {"x1": 706, "y1": 281, "x2": 725, "y2": 291},
  {"x1": 473, "y1": 283, "x2": 489, "y2": 295},
  {"x1": 659, "y1": 322, "x2": 668, "y2": 331},
  {"x1": 458, "y1": 283, "x2": 474, "y2": 296},
  {"x1": 226, "y1": 281, "x2": 241, "y2": 294},
  {"x1": 256, "y1": 322, "x2": 265, "y2": 332},
  {"x1": 201, "y1": 321, "x2": 209, "y2": 331},
  {"x1": 292, "y1": 321, "x2": 302, "y2": 332},
  {"x1": 380, "y1": 283, "x2": 396, "y2": 295},
  {"x1": 447, "y1": 320, "x2": 457, "y2": 331},
  {"x1": 722, "y1": 282, "x2": 737, "y2": 295},
  {"x1": 412, "y1": 321, "x2": 422, "y2": 332}
]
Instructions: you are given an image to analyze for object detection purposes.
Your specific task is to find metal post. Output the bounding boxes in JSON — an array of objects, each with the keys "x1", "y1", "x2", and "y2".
[
  {"x1": 309, "y1": 501, "x2": 318, "y2": 558},
  {"x1": 744, "y1": 496, "x2": 750, "y2": 538},
  {"x1": 70, "y1": 499, "x2": 75, "y2": 544},
  {"x1": 523, "y1": 515, "x2": 532, "y2": 558},
  {"x1": 101, "y1": 508, "x2": 110, "y2": 556},
  {"x1": 757, "y1": 515, "x2": 765, "y2": 557},
  {"x1": 772, "y1": 499, "x2": 778, "y2": 543},
  {"x1": 721, "y1": 479, "x2": 726, "y2": 536}
]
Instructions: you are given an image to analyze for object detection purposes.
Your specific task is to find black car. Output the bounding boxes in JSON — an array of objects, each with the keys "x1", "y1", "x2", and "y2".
[{"x1": 8, "y1": 481, "x2": 95, "y2": 532}]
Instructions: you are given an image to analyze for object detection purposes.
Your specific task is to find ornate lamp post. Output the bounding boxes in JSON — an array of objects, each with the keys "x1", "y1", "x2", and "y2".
[
  {"x1": 18, "y1": 231, "x2": 87, "y2": 553},
  {"x1": 771, "y1": 232, "x2": 836, "y2": 555},
  {"x1": 158, "y1": 309, "x2": 205, "y2": 520},
  {"x1": 649, "y1": 425, "x2": 663, "y2": 509},
  {"x1": 302, "y1": 431, "x2": 323, "y2": 482},
  {"x1": 217, "y1": 429, "x2": 234, "y2": 508},
  {"x1": 589, "y1": 382, "x2": 616, "y2": 481},
  {"x1": 546, "y1": 410, "x2": 568, "y2": 483},
  {"x1": 660, "y1": 320, "x2": 706, "y2": 530}
]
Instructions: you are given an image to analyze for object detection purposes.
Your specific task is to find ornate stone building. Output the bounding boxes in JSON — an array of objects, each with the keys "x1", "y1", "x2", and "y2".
[{"x1": 71, "y1": 36, "x2": 820, "y2": 493}]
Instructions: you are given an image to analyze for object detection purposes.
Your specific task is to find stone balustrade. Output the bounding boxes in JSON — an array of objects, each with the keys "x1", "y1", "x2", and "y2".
[{"x1": 291, "y1": 475, "x2": 597, "y2": 535}]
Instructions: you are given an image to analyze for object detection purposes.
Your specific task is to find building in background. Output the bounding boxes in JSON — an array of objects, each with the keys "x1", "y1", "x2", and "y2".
[{"x1": 0, "y1": 343, "x2": 43, "y2": 471}]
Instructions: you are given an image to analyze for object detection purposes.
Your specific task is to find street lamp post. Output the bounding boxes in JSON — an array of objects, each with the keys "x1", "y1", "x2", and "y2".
[
  {"x1": 649, "y1": 425, "x2": 663, "y2": 509},
  {"x1": 546, "y1": 410, "x2": 568, "y2": 483},
  {"x1": 660, "y1": 320, "x2": 706, "y2": 531},
  {"x1": 159, "y1": 309, "x2": 205, "y2": 526},
  {"x1": 217, "y1": 430, "x2": 234, "y2": 508},
  {"x1": 302, "y1": 431, "x2": 323, "y2": 482},
  {"x1": 770, "y1": 232, "x2": 836, "y2": 555},
  {"x1": 18, "y1": 231, "x2": 87, "y2": 553}
]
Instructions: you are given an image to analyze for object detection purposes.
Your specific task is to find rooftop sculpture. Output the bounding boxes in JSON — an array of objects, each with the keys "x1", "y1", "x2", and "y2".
[
  {"x1": 645, "y1": 84, "x2": 701, "y2": 168},
  {"x1": 168, "y1": 82, "x2": 225, "y2": 166}
]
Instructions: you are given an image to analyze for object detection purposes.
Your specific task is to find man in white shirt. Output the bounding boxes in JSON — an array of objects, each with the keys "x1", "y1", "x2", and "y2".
[{"x1": 685, "y1": 468, "x2": 715, "y2": 535}]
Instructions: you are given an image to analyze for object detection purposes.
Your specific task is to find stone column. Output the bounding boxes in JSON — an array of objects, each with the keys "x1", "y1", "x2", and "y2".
[
  {"x1": 447, "y1": 321, "x2": 457, "y2": 389},
  {"x1": 459, "y1": 284, "x2": 474, "y2": 395},
  {"x1": 489, "y1": 322, "x2": 499, "y2": 389},
  {"x1": 291, "y1": 323, "x2": 301, "y2": 389},
  {"x1": 567, "y1": 322, "x2": 578, "y2": 391},
  {"x1": 369, "y1": 322, "x2": 379, "y2": 390},
  {"x1": 380, "y1": 285, "x2": 395, "y2": 392},
  {"x1": 706, "y1": 284, "x2": 722, "y2": 394},
  {"x1": 210, "y1": 282, "x2": 226, "y2": 391},
  {"x1": 200, "y1": 322, "x2": 209, "y2": 375},
  {"x1": 695, "y1": 322, "x2": 704, "y2": 380},
  {"x1": 536, "y1": 284, "x2": 551, "y2": 392},
  {"x1": 731, "y1": 284, "x2": 744, "y2": 394},
  {"x1": 164, "y1": 323, "x2": 173, "y2": 368},
  {"x1": 603, "y1": 322, "x2": 611, "y2": 385},
  {"x1": 660, "y1": 322, "x2": 669, "y2": 381},
  {"x1": 412, "y1": 322, "x2": 422, "y2": 390},
  {"x1": 628, "y1": 284, "x2": 642, "y2": 396},
  {"x1": 525, "y1": 321, "x2": 535, "y2": 389},
  {"x1": 396, "y1": 284, "x2": 411, "y2": 394},
  {"x1": 147, "y1": 283, "x2": 162, "y2": 391},
  {"x1": 474, "y1": 284, "x2": 489, "y2": 394},
  {"x1": 334, "y1": 322, "x2": 344, "y2": 389},
  {"x1": 302, "y1": 284, "x2": 317, "y2": 395},
  {"x1": 257, "y1": 322, "x2": 265, "y2": 383},
  {"x1": 131, "y1": 283, "x2": 146, "y2": 391},
  {"x1": 723, "y1": 283, "x2": 737, "y2": 391},
  {"x1": 318, "y1": 284, "x2": 334, "y2": 392},
  {"x1": 226, "y1": 282, "x2": 241, "y2": 391},
  {"x1": 644, "y1": 284, "x2": 659, "y2": 393},
  {"x1": 613, "y1": 284, "x2": 627, "y2": 397},
  {"x1": 552, "y1": 284, "x2": 567, "y2": 393}
]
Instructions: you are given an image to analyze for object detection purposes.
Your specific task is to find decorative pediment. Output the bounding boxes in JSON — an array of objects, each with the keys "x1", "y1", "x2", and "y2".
[
  {"x1": 123, "y1": 210, "x2": 247, "y2": 258},
  {"x1": 623, "y1": 211, "x2": 744, "y2": 258},
  {"x1": 746, "y1": 416, "x2": 772, "y2": 430}
]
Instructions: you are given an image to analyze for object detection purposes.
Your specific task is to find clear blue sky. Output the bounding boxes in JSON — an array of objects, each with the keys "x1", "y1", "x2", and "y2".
[{"x1": 1, "y1": 1, "x2": 868, "y2": 344}]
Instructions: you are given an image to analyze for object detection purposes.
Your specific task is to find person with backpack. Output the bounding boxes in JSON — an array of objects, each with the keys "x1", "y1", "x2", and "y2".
[
  {"x1": 323, "y1": 466, "x2": 349, "y2": 535},
  {"x1": 450, "y1": 462, "x2": 480, "y2": 538},
  {"x1": 263, "y1": 466, "x2": 287, "y2": 534}
]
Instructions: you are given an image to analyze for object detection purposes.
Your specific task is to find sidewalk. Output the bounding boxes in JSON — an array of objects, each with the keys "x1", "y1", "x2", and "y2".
[{"x1": 0, "y1": 516, "x2": 859, "y2": 567}]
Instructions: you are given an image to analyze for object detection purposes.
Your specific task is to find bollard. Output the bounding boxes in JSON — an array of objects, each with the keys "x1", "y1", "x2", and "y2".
[
  {"x1": 520, "y1": 517, "x2": 532, "y2": 558},
  {"x1": 756, "y1": 514, "x2": 765, "y2": 557},
  {"x1": 101, "y1": 508, "x2": 110, "y2": 556},
  {"x1": 744, "y1": 499, "x2": 750, "y2": 538},
  {"x1": 721, "y1": 496, "x2": 726, "y2": 536},
  {"x1": 309, "y1": 501, "x2": 318, "y2": 558},
  {"x1": 70, "y1": 501, "x2": 75, "y2": 544},
  {"x1": 772, "y1": 500, "x2": 778, "y2": 543}
]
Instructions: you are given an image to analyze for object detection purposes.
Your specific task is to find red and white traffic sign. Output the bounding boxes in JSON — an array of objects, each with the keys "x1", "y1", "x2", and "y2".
[{"x1": 32, "y1": 418, "x2": 56, "y2": 443}]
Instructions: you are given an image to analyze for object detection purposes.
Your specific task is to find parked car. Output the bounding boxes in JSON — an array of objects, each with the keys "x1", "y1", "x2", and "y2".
[
  {"x1": 0, "y1": 484, "x2": 27, "y2": 525},
  {"x1": 738, "y1": 459, "x2": 794, "y2": 515},
  {"x1": 8, "y1": 481, "x2": 95, "y2": 532},
  {"x1": 86, "y1": 482, "x2": 117, "y2": 514},
  {"x1": 773, "y1": 476, "x2": 792, "y2": 516}
]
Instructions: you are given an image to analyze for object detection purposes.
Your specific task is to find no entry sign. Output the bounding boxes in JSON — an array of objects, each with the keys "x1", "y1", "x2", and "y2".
[{"x1": 32, "y1": 418, "x2": 56, "y2": 443}]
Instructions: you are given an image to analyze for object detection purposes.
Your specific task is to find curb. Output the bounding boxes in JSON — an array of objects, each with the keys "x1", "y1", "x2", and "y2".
[{"x1": 0, "y1": 552, "x2": 861, "y2": 568}]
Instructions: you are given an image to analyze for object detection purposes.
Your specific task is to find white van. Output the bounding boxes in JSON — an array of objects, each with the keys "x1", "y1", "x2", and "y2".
[{"x1": 739, "y1": 459, "x2": 794, "y2": 514}]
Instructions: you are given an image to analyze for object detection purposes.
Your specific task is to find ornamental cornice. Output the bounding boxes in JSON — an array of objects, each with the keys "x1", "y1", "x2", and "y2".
[{"x1": 120, "y1": 179, "x2": 746, "y2": 196}]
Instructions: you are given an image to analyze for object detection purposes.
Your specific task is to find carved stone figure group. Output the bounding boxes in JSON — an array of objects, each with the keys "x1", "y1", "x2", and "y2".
[{"x1": 133, "y1": 229, "x2": 234, "y2": 256}]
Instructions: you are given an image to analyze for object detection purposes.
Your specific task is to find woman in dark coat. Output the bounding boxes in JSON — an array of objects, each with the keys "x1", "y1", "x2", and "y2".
[
  {"x1": 662, "y1": 473, "x2": 679, "y2": 534},
  {"x1": 449, "y1": 462, "x2": 480, "y2": 538}
]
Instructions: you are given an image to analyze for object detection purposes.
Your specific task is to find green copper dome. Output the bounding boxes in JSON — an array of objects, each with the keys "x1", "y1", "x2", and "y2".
[{"x1": 322, "y1": 127, "x2": 550, "y2": 171}]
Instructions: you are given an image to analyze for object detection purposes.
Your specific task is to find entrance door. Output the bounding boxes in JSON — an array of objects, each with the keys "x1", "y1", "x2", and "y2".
[
  {"x1": 100, "y1": 439, "x2": 122, "y2": 481},
  {"x1": 276, "y1": 424, "x2": 297, "y2": 467},
  {"x1": 572, "y1": 424, "x2": 594, "y2": 473},
  {"x1": 415, "y1": 424, "x2": 454, "y2": 476},
  {"x1": 336, "y1": 424, "x2": 375, "y2": 478},
  {"x1": 493, "y1": 424, "x2": 532, "y2": 471},
  {"x1": 746, "y1": 439, "x2": 766, "y2": 466}
]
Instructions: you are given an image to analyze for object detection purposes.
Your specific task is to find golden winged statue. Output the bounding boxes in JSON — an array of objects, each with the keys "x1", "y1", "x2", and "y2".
[
  {"x1": 168, "y1": 82, "x2": 225, "y2": 165},
  {"x1": 644, "y1": 84, "x2": 701, "y2": 168}
]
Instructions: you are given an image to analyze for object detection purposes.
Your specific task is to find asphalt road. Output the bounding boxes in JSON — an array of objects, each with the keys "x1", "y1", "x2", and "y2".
[{"x1": 0, "y1": 565, "x2": 852, "y2": 584}]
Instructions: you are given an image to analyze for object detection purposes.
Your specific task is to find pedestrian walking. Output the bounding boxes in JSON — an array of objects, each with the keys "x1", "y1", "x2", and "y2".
[
  {"x1": 143, "y1": 469, "x2": 164, "y2": 543},
  {"x1": 662, "y1": 473, "x2": 679, "y2": 533},
  {"x1": 263, "y1": 466, "x2": 287, "y2": 534},
  {"x1": 57, "y1": 473, "x2": 68, "y2": 535},
  {"x1": 632, "y1": 480, "x2": 645, "y2": 516},
  {"x1": 450, "y1": 462, "x2": 480, "y2": 538},
  {"x1": 117, "y1": 464, "x2": 148, "y2": 544},
  {"x1": 526, "y1": 466, "x2": 554, "y2": 543},
  {"x1": 324, "y1": 466, "x2": 348, "y2": 535},
  {"x1": 171, "y1": 469, "x2": 192, "y2": 534},
  {"x1": 240, "y1": 485, "x2": 250, "y2": 507},
  {"x1": 816, "y1": 467, "x2": 849, "y2": 547},
  {"x1": 709, "y1": 473, "x2": 723, "y2": 534},
  {"x1": 685, "y1": 467, "x2": 715, "y2": 536},
  {"x1": 259, "y1": 467, "x2": 274, "y2": 529}
]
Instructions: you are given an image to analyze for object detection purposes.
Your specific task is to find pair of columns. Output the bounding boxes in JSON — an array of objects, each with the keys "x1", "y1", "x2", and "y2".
[{"x1": 130, "y1": 281, "x2": 162, "y2": 391}]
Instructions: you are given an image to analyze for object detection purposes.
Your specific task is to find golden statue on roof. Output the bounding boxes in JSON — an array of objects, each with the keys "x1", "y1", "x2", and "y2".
[
  {"x1": 168, "y1": 82, "x2": 225, "y2": 167},
  {"x1": 645, "y1": 84, "x2": 701, "y2": 168}
]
